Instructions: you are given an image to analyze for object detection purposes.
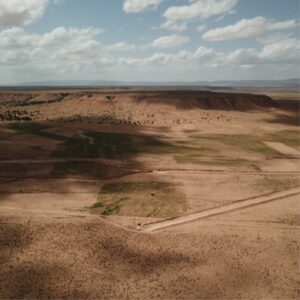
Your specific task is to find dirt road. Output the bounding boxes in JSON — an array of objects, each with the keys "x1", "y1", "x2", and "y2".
[{"x1": 143, "y1": 187, "x2": 300, "y2": 232}]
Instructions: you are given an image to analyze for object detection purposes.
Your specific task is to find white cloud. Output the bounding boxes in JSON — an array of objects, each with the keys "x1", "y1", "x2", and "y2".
[
  {"x1": 223, "y1": 39, "x2": 300, "y2": 66},
  {"x1": 151, "y1": 34, "x2": 190, "y2": 48},
  {"x1": 225, "y1": 48, "x2": 258, "y2": 65},
  {"x1": 196, "y1": 24, "x2": 207, "y2": 32},
  {"x1": 140, "y1": 39, "x2": 300, "y2": 68},
  {"x1": 2, "y1": 26, "x2": 298, "y2": 70},
  {"x1": 39, "y1": 27, "x2": 102, "y2": 47},
  {"x1": 203, "y1": 16, "x2": 266, "y2": 41},
  {"x1": 106, "y1": 42, "x2": 137, "y2": 51},
  {"x1": 203, "y1": 16, "x2": 300, "y2": 41},
  {"x1": 0, "y1": 26, "x2": 105, "y2": 74},
  {"x1": 123, "y1": 0, "x2": 163, "y2": 13},
  {"x1": 259, "y1": 39, "x2": 300, "y2": 64},
  {"x1": 161, "y1": 20, "x2": 188, "y2": 32},
  {"x1": 0, "y1": 25, "x2": 299, "y2": 83},
  {"x1": 163, "y1": 0, "x2": 238, "y2": 20},
  {"x1": 0, "y1": 26, "x2": 102, "y2": 50},
  {"x1": 118, "y1": 45, "x2": 223, "y2": 68},
  {"x1": 114, "y1": 47, "x2": 222, "y2": 73},
  {"x1": 0, "y1": 27, "x2": 38, "y2": 48},
  {"x1": 257, "y1": 32, "x2": 294, "y2": 45},
  {"x1": 268, "y1": 19, "x2": 299, "y2": 31},
  {"x1": 0, "y1": 0, "x2": 51, "y2": 26}
]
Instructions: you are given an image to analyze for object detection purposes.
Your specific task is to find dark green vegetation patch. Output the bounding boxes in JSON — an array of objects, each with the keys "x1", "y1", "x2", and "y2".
[
  {"x1": 53, "y1": 131, "x2": 191, "y2": 159},
  {"x1": 7, "y1": 122, "x2": 66, "y2": 141}
]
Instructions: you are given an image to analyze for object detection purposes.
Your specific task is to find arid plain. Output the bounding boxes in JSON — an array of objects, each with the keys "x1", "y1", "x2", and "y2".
[{"x1": 0, "y1": 87, "x2": 299, "y2": 299}]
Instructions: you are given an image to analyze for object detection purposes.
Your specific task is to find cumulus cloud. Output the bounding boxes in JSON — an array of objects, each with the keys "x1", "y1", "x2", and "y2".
[
  {"x1": 123, "y1": 0, "x2": 163, "y2": 13},
  {"x1": 161, "y1": 20, "x2": 188, "y2": 32},
  {"x1": 39, "y1": 27, "x2": 102, "y2": 46},
  {"x1": 259, "y1": 39, "x2": 300, "y2": 64},
  {"x1": 163, "y1": 0, "x2": 238, "y2": 20},
  {"x1": 0, "y1": 26, "x2": 105, "y2": 74},
  {"x1": 0, "y1": 26, "x2": 102, "y2": 49},
  {"x1": 0, "y1": 0, "x2": 52, "y2": 26},
  {"x1": 257, "y1": 32, "x2": 294, "y2": 45},
  {"x1": 225, "y1": 48, "x2": 258, "y2": 65},
  {"x1": 0, "y1": 27, "x2": 38, "y2": 48},
  {"x1": 151, "y1": 34, "x2": 190, "y2": 48},
  {"x1": 115, "y1": 46, "x2": 222, "y2": 71},
  {"x1": 268, "y1": 19, "x2": 300, "y2": 31},
  {"x1": 106, "y1": 42, "x2": 137, "y2": 51},
  {"x1": 203, "y1": 16, "x2": 300, "y2": 41},
  {"x1": 223, "y1": 39, "x2": 300, "y2": 66},
  {"x1": 125, "y1": 46, "x2": 221, "y2": 65},
  {"x1": 0, "y1": 25, "x2": 299, "y2": 83},
  {"x1": 134, "y1": 39, "x2": 300, "y2": 68}
]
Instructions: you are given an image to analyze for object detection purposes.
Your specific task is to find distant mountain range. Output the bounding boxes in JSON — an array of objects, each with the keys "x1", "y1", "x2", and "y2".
[{"x1": 2, "y1": 79, "x2": 299, "y2": 88}]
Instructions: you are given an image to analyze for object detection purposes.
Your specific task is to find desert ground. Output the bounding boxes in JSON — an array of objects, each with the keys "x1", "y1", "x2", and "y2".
[{"x1": 0, "y1": 87, "x2": 299, "y2": 299}]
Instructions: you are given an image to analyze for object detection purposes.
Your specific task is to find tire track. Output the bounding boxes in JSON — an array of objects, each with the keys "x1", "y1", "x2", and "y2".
[{"x1": 143, "y1": 187, "x2": 300, "y2": 233}]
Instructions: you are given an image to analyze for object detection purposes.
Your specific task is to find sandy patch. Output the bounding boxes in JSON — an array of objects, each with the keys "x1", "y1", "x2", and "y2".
[{"x1": 259, "y1": 159, "x2": 300, "y2": 172}]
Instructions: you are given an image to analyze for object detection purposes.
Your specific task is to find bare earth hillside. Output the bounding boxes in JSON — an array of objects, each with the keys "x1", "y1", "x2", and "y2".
[{"x1": 0, "y1": 88, "x2": 299, "y2": 299}]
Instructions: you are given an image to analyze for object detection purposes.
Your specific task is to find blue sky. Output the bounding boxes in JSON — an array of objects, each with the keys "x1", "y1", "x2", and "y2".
[{"x1": 0, "y1": 0, "x2": 299, "y2": 84}]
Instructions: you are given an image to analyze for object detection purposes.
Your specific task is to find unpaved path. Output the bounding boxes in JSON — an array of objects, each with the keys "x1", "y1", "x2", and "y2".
[
  {"x1": 1, "y1": 162, "x2": 299, "y2": 175},
  {"x1": 0, "y1": 205, "x2": 91, "y2": 218},
  {"x1": 0, "y1": 158, "x2": 121, "y2": 164},
  {"x1": 143, "y1": 187, "x2": 300, "y2": 233},
  {"x1": 1, "y1": 167, "x2": 299, "y2": 183},
  {"x1": 264, "y1": 142, "x2": 300, "y2": 157}
]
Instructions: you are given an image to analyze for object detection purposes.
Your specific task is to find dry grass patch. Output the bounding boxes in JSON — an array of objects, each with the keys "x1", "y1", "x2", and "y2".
[
  {"x1": 265, "y1": 130, "x2": 300, "y2": 150},
  {"x1": 191, "y1": 134, "x2": 281, "y2": 155},
  {"x1": 90, "y1": 181, "x2": 187, "y2": 218},
  {"x1": 257, "y1": 175, "x2": 300, "y2": 193},
  {"x1": 173, "y1": 134, "x2": 286, "y2": 168},
  {"x1": 174, "y1": 154, "x2": 254, "y2": 168}
]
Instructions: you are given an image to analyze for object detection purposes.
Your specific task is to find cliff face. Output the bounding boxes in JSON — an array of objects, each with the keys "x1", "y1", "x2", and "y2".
[
  {"x1": 0, "y1": 93, "x2": 68, "y2": 107},
  {"x1": 0, "y1": 90, "x2": 276, "y2": 110},
  {"x1": 0, "y1": 90, "x2": 277, "y2": 123},
  {"x1": 133, "y1": 91, "x2": 276, "y2": 111}
]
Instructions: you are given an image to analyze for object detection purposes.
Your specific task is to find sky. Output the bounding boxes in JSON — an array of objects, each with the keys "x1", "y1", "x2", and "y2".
[{"x1": 0, "y1": 0, "x2": 299, "y2": 84}]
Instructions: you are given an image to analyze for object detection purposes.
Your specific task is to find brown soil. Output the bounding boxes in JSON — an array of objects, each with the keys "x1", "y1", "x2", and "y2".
[
  {"x1": 0, "y1": 200, "x2": 299, "y2": 299},
  {"x1": 0, "y1": 88, "x2": 299, "y2": 299}
]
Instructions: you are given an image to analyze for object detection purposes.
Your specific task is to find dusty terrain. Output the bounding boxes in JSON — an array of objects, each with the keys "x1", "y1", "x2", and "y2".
[{"x1": 0, "y1": 87, "x2": 299, "y2": 299}]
